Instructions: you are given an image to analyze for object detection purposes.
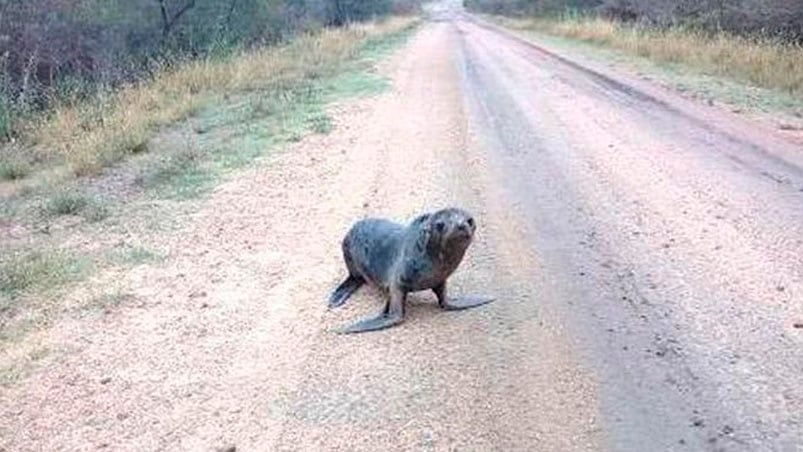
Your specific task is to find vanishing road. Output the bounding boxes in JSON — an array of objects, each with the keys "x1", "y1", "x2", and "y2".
[{"x1": 2, "y1": 2, "x2": 802, "y2": 451}]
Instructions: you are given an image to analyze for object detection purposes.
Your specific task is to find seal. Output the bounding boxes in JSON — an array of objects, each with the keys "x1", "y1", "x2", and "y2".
[{"x1": 328, "y1": 207, "x2": 494, "y2": 334}]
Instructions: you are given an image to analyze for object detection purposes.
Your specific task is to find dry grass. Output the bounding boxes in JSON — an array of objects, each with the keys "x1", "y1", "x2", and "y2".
[
  {"x1": 0, "y1": 249, "x2": 89, "y2": 299},
  {"x1": 498, "y1": 15, "x2": 803, "y2": 98},
  {"x1": 32, "y1": 17, "x2": 417, "y2": 176},
  {"x1": 42, "y1": 190, "x2": 110, "y2": 222}
]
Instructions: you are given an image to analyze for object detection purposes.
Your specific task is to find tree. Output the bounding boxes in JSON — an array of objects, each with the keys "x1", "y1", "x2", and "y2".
[{"x1": 157, "y1": 0, "x2": 197, "y2": 38}]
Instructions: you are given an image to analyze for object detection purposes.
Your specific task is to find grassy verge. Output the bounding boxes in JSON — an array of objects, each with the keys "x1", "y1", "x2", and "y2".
[
  {"x1": 0, "y1": 250, "x2": 91, "y2": 304},
  {"x1": 2, "y1": 17, "x2": 417, "y2": 179},
  {"x1": 489, "y1": 15, "x2": 803, "y2": 119},
  {"x1": 0, "y1": 16, "x2": 419, "y2": 348}
]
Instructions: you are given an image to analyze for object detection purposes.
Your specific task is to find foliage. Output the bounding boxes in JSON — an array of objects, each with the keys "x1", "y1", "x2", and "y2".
[
  {"x1": 465, "y1": 0, "x2": 803, "y2": 42},
  {"x1": 502, "y1": 15, "x2": 803, "y2": 98},
  {"x1": 0, "y1": 0, "x2": 419, "y2": 140}
]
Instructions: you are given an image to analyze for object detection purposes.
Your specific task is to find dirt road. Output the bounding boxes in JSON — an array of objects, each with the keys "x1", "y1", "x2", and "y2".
[{"x1": 2, "y1": 3, "x2": 802, "y2": 451}]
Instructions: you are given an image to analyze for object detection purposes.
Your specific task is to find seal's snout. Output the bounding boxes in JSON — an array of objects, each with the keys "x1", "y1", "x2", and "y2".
[
  {"x1": 428, "y1": 207, "x2": 476, "y2": 247},
  {"x1": 456, "y1": 221, "x2": 472, "y2": 237},
  {"x1": 457, "y1": 215, "x2": 476, "y2": 237}
]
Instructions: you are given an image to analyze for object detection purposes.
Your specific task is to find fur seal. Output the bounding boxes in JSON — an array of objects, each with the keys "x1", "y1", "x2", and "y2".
[{"x1": 328, "y1": 207, "x2": 494, "y2": 334}]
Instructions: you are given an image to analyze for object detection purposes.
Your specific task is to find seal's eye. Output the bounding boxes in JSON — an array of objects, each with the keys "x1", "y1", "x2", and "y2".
[
  {"x1": 434, "y1": 221, "x2": 446, "y2": 233},
  {"x1": 466, "y1": 217, "x2": 475, "y2": 228}
]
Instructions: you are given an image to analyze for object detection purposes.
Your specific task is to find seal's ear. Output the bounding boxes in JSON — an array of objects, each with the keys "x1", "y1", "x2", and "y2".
[
  {"x1": 410, "y1": 213, "x2": 431, "y2": 226},
  {"x1": 415, "y1": 215, "x2": 432, "y2": 252}
]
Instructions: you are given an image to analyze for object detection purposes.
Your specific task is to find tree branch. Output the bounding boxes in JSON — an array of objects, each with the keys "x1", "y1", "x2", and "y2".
[
  {"x1": 167, "y1": 0, "x2": 197, "y2": 30},
  {"x1": 225, "y1": 0, "x2": 239, "y2": 28},
  {"x1": 157, "y1": 0, "x2": 197, "y2": 38},
  {"x1": 158, "y1": 0, "x2": 170, "y2": 37}
]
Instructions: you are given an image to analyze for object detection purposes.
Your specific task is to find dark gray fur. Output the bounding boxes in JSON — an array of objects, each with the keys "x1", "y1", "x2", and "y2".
[{"x1": 328, "y1": 207, "x2": 494, "y2": 334}]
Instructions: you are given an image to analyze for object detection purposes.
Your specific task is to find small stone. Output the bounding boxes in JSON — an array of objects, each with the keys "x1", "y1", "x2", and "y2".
[
  {"x1": 216, "y1": 446, "x2": 236, "y2": 452},
  {"x1": 100, "y1": 377, "x2": 112, "y2": 385},
  {"x1": 793, "y1": 322, "x2": 803, "y2": 329}
]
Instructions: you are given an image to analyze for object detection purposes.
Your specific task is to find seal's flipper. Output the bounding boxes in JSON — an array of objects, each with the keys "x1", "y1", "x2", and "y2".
[
  {"x1": 328, "y1": 275, "x2": 364, "y2": 308},
  {"x1": 433, "y1": 283, "x2": 494, "y2": 311},
  {"x1": 336, "y1": 312, "x2": 404, "y2": 334},
  {"x1": 336, "y1": 286, "x2": 406, "y2": 334},
  {"x1": 440, "y1": 296, "x2": 495, "y2": 311}
]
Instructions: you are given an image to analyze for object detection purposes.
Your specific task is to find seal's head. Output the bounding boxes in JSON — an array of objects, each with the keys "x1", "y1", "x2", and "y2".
[
  {"x1": 429, "y1": 207, "x2": 476, "y2": 249},
  {"x1": 414, "y1": 207, "x2": 477, "y2": 264}
]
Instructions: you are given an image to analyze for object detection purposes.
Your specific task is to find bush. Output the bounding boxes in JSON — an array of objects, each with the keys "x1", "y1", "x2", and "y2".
[
  {"x1": 0, "y1": 0, "x2": 419, "y2": 145},
  {"x1": 0, "y1": 249, "x2": 88, "y2": 297},
  {"x1": 43, "y1": 190, "x2": 110, "y2": 221},
  {"x1": 0, "y1": 159, "x2": 31, "y2": 181}
]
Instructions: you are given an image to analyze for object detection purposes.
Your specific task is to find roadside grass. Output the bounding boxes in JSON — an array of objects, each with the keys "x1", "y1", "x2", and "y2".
[
  {"x1": 0, "y1": 249, "x2": 91, "y2": 301},
  {"x1": 488, "y1": 15, "x2": 803, "y2": 120},
  {"x1": 107, "y1": 244, "x2": 164, "y2": 267},
  {"x1": 82, "y1": 290, "x2": 136, "y2": 314},
  {"x1": 495, "y1": 15, "x2": 803, "y2": 98},
  {"x1": 0, "y1": 159, "x2": 31, "y2": 181},
  {"x1": 27, "y1": 17, "x2": 418, "y2": 177},
  {"x1": 0, "y1": 346, "x2": 49, "y2": 388},
  {"x1": 43, "y1": 191, "x2": 110, "y2": 222},
  {"x1": 0, "y1": 16, "x2": 419, "y2": 350},
  {"x1": 126, "y1": 21, "x2": 416, "y2": 200}
]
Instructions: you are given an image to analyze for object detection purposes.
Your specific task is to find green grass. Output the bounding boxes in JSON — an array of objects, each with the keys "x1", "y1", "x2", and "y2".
[
  {"x1": 84, "y1": 290, "x2": 135, "y2": 313},
  {"x1": 0, "y1": 347, "x2": 50, "y2": 388},
  {"x1": 129, "y1": 23, "x2": 417, "y2": 200},
  {"x1": 107, "y1": 244, "x2": 164, "y2": 267},
  {"x1": 43, "y1": 191, "x2": 110, "y2": 222},
  {"x1": 0, "y1": 362, "x2": 26, "y2": 387},
  {"x1": 323, "y1": 70, "x2": 391, "y2": 100},
  {"x1": 0, "y1": 249, "x2": 91, "y2": 299},
  {"x1": 132, "y1": 145, "x2": 215, "y2": 199},
  {"x1": 0, "y1": 159, "x2": 31, "y2": 181},
  {"x1": 44, "y1": 191, "x2": 89, "y2": 215}
]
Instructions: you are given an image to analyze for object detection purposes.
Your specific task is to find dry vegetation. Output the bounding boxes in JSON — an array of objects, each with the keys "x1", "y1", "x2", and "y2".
[
  {"x1": 0, "y1": 16, "x2": 418, "y2": 343},
  {"x1": 496, "y1": 15, "x2": 803, "y2": 99},
  {"x1": 0, "y1": 0, "x2": 422, "y2": 181},
  {"x1": 28, "y1": 18, "x2": 414, "y2": 176}
]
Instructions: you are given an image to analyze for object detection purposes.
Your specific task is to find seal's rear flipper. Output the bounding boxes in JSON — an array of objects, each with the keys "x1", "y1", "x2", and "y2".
[
  {"x1": 335, "y1": 313, "x2": 404, "y2": 334},
  {"x1": 328, "y1": 275, "x2": 364, "y2": 308},
  {"x1": 440, "y1": 296, "x2": 495, "y2": 311}
]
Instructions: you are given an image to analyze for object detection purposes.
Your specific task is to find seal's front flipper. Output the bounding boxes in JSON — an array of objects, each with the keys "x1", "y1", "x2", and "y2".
[
  {"x1": 336, "y1": 312, "x2": 404, "y2": 334},
  {"x1": 440, "y1": 295, "x2": 495, "y2": 311},
  {"x1": 433, "y1": 283, "x2": 494, "y2": 311},
  {"x1": 328, "y1": 275, "x2": 364, "y2": 308},
  {"x1": 335, "y1": 286, "x2": 405, "y2": 334}
]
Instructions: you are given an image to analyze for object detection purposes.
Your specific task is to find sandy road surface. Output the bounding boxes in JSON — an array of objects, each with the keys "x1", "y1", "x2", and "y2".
[
  {"x1": 455, "y1": 11, "x2": 803, "y2": 452},
  {"x1": 2, "y1": 4, "x2": 803, "y2": 452}
]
